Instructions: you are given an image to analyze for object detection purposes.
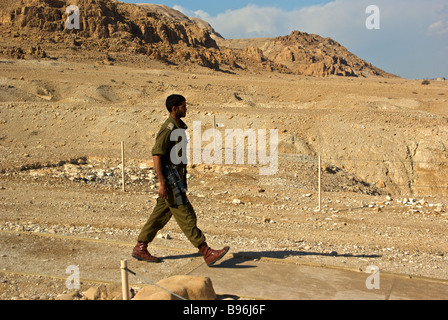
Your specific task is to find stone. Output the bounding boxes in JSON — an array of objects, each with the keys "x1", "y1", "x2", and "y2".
[
  {"x1": 83, "y1": 283, "x2": 123, "y2": 300},
  {"x1": 133, "y1": 275, "x2": 216, "y2": 300},
  {"x1": 303, "y1": 194, "x2": 312, "y2": 197},
  {"x1": 322, "y1": 164, "x2": 337, "y2": 174},
  {"x1": 156, "y1": 232, "x2": 172, "y2": 239},
  {"x1": 56, "y1": 290, "x2": 82, "y2": 300},
  {"x1": 418, "y1": 199, "x2": 428, "y2": 206},
  {"x1": 263, "y1": 216, "x2": 271, "y2": 223},
  {"x1": 377, "y1": 180, "x2": 386, "y2": 188}
]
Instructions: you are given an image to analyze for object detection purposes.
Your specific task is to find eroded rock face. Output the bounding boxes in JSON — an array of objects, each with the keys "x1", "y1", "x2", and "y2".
[
  {"x1": 6, "y1": 0, "x2": 216, "y2": 46},
  {"x1": 1, "y1": 0, "x2": 394, "y2": 76},
  {"x1": 262, "y1": 31, "x2": 392, "y2": 77},
  {"x1": 2, "y1": 0, "x2": 223, "y2": 68}
]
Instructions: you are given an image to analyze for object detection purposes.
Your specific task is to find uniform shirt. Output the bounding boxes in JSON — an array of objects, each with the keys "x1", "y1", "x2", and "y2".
[{"x1": 152, "y1": 116, "x2": 188, "y2": 187}]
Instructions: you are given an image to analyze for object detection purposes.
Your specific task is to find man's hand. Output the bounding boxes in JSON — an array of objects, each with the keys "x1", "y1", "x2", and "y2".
[
  {"x1": 158, "y1": 182, "x2": 169, "y2": 200},
  {"x1": 153, "y1": 155, "x2": 168, "y2": 199}
]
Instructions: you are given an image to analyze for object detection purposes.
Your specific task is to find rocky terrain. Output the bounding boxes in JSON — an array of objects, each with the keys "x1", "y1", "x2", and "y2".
[
  {"x1": 217, "y1": 31, "x2": 395, "y2": 78},
  {"x1": 0, "y1": 0, "x2": 447, "y2": 300},
  {"x1": 0, "y1": 0, "x2": 394, "y2": 76}
]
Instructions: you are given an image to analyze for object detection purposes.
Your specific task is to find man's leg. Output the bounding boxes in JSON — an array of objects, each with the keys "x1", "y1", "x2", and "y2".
[
  {"x1": 137, "y1": 197, "x2": 172, "y2": 243},
  {"x1": 169, "y1": 200, "x2": 205, "y2": 248},
  {"x1": 133, "y1": 198, "x2": 172, "y2": 263},
  {"x1": 168, "y1": 197, "x2": 229, "y2": 267}
]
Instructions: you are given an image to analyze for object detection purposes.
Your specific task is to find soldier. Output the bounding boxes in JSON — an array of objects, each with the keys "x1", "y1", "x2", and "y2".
[{"x1": 132, "y1": 94, "x2": 230, "y2": 267}]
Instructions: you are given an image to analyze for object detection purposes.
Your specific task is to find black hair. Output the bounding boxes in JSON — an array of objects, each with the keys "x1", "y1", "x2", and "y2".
[{"x1": 166, "y1": 94, "x2": 186, "y2": 112}]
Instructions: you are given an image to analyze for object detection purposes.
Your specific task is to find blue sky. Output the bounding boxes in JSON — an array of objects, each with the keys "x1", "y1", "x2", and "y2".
[
  {"x1": 126, "y1": 1, "x2": 333, "y2": 16},
  {"x1": 123, "y1": 1, "x2": 448, "y2": 79}
]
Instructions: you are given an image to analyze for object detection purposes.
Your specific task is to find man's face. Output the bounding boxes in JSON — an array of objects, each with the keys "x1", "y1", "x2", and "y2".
[{"x1": 174, "y1": 100, "x2": 187, "y2": 118}]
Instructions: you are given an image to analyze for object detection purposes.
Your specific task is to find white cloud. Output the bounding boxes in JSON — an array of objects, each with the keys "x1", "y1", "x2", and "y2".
[
  {"x1": 177, "y1": 1, "x2": 363, "y2": 39},
  {"x1": 428, "y1": 20, "x2": 448, "y2": 35},
  {"x1": 173, "y1": 5, "x2": 211, "y2": 22},
  {"x1": 211, "y1": 5, "x2": 293, "y2": 38}
]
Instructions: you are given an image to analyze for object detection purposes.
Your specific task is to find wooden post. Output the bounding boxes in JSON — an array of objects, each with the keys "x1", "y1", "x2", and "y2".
[
  {"x1": 121, "y1": 259, "x2": 129, "y2": 300},
  {"x1": 121, "y1": 141, "x2": 125, "y2": 192},
  {"x1": 213, "y1": 115, "x2": 217, "y2": 152},
  {"x1": 317, "y1": 156, "x2": 322, "y2": 212}
]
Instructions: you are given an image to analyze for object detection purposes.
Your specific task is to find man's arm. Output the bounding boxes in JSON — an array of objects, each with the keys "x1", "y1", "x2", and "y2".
[{"x1": 153, "y1": 155, "x2": 168, "y2": 199}]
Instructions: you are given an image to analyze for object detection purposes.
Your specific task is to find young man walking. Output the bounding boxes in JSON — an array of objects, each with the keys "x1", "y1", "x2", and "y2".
[{"x1": 132, "y1": 94, "x2": 230, "y2": 267}]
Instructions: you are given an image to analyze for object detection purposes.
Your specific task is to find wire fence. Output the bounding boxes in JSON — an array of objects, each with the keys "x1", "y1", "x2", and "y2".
[
  {"x1": 2, "y1": 137, "x2": 448, "y2": 192},
  {"x1": 280, "y1": 153, "x2": 448, "y2": 192}
]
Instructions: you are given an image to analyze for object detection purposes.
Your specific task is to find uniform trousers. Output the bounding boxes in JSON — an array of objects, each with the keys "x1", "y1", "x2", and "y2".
[{"x1": 137, "y1": 190, "x2": 206, "y2": 248}]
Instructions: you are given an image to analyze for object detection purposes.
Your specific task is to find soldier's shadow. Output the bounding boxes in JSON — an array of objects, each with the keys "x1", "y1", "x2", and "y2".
[
  {"x1": 161, "y1": 252, "x2": 201, "y2": 261},
  {"x1": 212, "y1": 250, "x2": 382, "y2": 269},
  {"x1": 160, "y1": 252, "x2": 256, "y2": 269}
]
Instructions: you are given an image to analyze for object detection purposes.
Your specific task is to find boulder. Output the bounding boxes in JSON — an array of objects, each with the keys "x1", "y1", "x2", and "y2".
[
  {"x1": 133, "y1": 275, "x2": 216, "y2": 300},
  {"x1": 83, "y1": 283, "x2": 123, "y2": 300},
  {"x1": 56, "y1": 290, "x2": 83, "y2": 300}
]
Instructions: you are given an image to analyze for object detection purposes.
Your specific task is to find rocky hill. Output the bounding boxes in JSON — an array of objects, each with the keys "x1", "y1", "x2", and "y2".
[
  {"x1": 0, "y1": 0, "x2": 394, "y2": 77},
  {"x1": 0, "y1": 0, "x2": 224, "y2": 68},
  {"x1": 136, "y1": 3, "x2": 224, "y2": 41},
  {"x1": 263, "y1": 31, "x2": 392, "y2": 77}
]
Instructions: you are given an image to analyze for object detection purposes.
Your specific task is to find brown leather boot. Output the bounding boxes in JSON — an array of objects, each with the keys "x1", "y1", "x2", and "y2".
[
  {"x1": 198, "y1": 242, "x2": 230, "y2": 267},
  {"x1": 132, "y1": 242, "x2": 161, "y2": 263}
]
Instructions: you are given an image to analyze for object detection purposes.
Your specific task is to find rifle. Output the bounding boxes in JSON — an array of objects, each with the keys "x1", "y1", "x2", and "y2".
[{"x1": 161, "y1": 157, "x2": 190, "y2": 215}]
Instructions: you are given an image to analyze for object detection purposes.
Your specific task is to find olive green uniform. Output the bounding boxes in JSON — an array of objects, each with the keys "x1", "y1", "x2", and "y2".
[{"x1": 137, "y1": 116, "x2": 206, "y2": 248}]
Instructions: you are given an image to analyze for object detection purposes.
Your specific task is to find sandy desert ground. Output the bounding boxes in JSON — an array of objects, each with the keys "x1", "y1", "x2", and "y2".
[{"x1": 0, "y1": 50, "x2": 447, "y2": 299}]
